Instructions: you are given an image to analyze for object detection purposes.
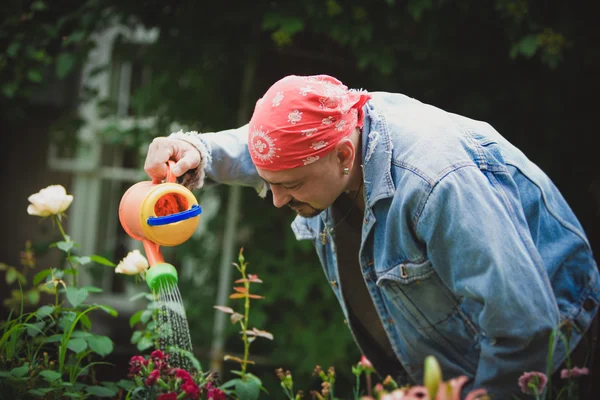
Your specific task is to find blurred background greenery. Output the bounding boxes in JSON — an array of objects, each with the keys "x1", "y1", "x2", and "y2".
[{"x1": 1, "y1": 0, "x2": 598, "y2": 398}]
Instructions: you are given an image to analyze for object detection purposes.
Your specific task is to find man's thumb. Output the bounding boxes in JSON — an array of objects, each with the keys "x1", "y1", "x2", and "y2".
[{"x1": 170, "y1": 163, "x2": 182, "y2": 177}]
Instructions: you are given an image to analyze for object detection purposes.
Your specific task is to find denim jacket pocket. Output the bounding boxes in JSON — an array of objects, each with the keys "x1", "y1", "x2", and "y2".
[
  {"x1": 376, "y1": 260, "x2": 480, "y2": 370},
  {"x1": 375, "y1": 259, "x2": 460, "y2": 328}
]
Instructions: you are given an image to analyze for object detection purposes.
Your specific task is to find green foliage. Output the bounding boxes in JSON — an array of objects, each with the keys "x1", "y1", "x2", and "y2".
[
  {"x1": 213, "y1": 248, "x2": 269, "y2": 399},
  {"x1": 0, "y1": 193, "x2": 120, "y2": 399},
  {"x1": 0, "y1": 0, "x2": 112, "y2": 122}
]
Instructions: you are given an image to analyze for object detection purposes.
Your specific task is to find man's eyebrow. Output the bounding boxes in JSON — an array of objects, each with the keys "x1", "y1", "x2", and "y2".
[{"x1": 262, "y1": 178, "x2": 299, "y2": 186}]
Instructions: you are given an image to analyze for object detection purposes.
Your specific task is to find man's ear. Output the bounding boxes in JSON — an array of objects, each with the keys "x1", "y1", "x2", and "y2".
[{"x1": 336, "y1": 137, "x2": 355, "y2": 167}]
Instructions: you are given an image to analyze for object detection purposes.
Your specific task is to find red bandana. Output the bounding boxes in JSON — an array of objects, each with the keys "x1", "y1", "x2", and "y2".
[{"x1": 248, "y1": 75, "x2": 372, "y2": 171}]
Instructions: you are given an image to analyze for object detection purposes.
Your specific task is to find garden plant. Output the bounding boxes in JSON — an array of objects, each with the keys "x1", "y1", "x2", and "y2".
[{"x1": 0, "y1": 184, "x2": 594, "y2": 399}]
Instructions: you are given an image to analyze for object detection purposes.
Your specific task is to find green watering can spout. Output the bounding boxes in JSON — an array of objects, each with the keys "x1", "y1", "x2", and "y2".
[{"x1": 146, "y1": 263, "x2": 178, "y2": 292}]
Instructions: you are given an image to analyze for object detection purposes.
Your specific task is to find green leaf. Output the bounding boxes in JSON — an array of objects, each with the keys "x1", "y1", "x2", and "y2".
[
  {"x1": 67, "y1": 338, "x2": 88, "y2": 353},
  {"x1": 27, "y1": 70, "x2": 43, "y2": 83},
  {"x1": 131, "y1": 330, "x2": 142, "y2": 343},
  {"x1": 137, "y1": 336, "x2": 153, "y2": 351},
  {"x1": 70, "y1": 331, "x2": 92, "y2": 338},
  {"x1": 86, "y1": 335, "x2": 113, "y2": 356},
  {"x1": 129, "y1": 291, "x2": 151, "y2": 302},
  {"x1": 65, "y1": 287, "x2": 88, "y2": 308},
  {"x1": 56, "y1": 53, "x2": 76, "y2": 79},
  {"x1": 7, "y1": 43, "x2": 21, "y2": 58},
  {"x1": 36, "y1": 304, "x2": 55, "y2": 319},
  {"x1": 96, "y1": 304, "x2": 118, "y2": 317},
  {"x1": 27, "y1": 321, "x2": 45, "y2": 337},
  {"x1": 31, "y1": 1, "x2": 47, "y2": 11},
  {"x1": 236, "y1": 376, "x2": 261, "y2": 400},
  {"x1": 39, "y1": 370, "x2": 62, "y2": 382},
  {"x1": 90, "y1": 255, "x2": 115, "y2": 267},
  {"x1": 79, "y1": 314, "x2": 91, "y2": 330},
  {"x1": 140, "y1": 309, "x2": 153, "y2": 324},
  {"x1": 56, "y1": 240, "x2": 74, "y2": 253},
  {"x1": 513, "y1": 34, "x2": 540, "y2": 58},
  {"x1": 81, "y1": 286, "x2": 103, "y2": 293},
  {"x1": 6, "y1": 267, "x2": 17, "y2": 284},
  {"x1": 129, "y1": 310, "x2": 143, "y2": 327},
  {"x1": 62, "y1": 393, "x2": 83, "y2": 398},
  {"x1": 63, "y1": 31, "x2": 86, "y2": 46},
  {"x1": 27, "y1": 387, "x2": 55, "y2": 397},
  {"x1": 33, "y1": 269, "x2": 53, "y2": 285},
  {"x1": 85, "y1": 385, "x2": 118, "y2": 397},
  {"x1": 2, "y1": 82, "x2": 18, "y2": 98},
  {"x1": 27, "y1": 290, "x2": 40, "y2": 305},
  {"x1": 117, "y1": 379, "x2": 135, "y2": 390},
  {"x1": 11, "y1": 363, "x2": 29, "y2": 378},
  {"x1": 71, "y1": 256, "x2": 91, "y2": 266},
  {"x1": 45, "y1": 334, "x2": 63, "y2": 342}
]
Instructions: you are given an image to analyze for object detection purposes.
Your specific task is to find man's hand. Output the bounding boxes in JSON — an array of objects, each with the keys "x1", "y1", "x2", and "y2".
[{"x1": 144, "y1": 137, "x2": 201, "y2": 181}]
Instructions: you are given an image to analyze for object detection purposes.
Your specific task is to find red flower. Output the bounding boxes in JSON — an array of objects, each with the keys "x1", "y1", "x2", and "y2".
[
  {"x1": 181, "y1": 380, "x2": 201, "y2": 399},
  {"x1": 207, "y1": 386, "x2": 226, "y2": 400},
  {"x1": 128, "y1": 355, "x2": 147, "y2": 375},
  {"x1": 151, "y1": 349, "x2": 166, "y2": 360},
  {"x1": 158, "y1": 393, "x2": 178, "y2": 400},
  {"x1": 149, "y1": 349, "x2": 169, "y2": 370},
  {"x1": 145, "y1": 369, "x2": 161, "y2": 386},
  {"x1": 174, "y1": 368, "x2": 192, "y2": 382}
]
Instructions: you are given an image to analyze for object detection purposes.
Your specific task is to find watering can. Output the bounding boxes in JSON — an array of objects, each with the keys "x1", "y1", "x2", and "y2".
[{"x1": 118, "y1": 161, "x2": 202, "y2": 291}]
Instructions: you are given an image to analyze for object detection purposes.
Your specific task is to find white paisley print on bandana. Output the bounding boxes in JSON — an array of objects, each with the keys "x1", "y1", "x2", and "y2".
[
  {"x1": 250, "y1": 126, "x2": 280, "y2": 165},
  {"x1": 272, "y1": 92, "x2": 284, "y2": 107},
  {"x1": 248, "y1": 74, "x2": 372, "y2": 171},
  {"x1": 287, "y1": 110, "x2": 302, "y2": 124}
]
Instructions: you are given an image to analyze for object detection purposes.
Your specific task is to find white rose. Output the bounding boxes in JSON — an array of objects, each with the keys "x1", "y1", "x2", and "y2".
[
  {"x1": 115, "y1": 249, "x2": 149, "y2": 275},
  {"x1": 27, "y1": 185, "x2": 74, "y2": 217}
]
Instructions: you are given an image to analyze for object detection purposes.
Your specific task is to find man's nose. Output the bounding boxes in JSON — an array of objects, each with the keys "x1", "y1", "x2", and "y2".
[{"x1": 271, "y1": 186, "x2": 291, "y2": 208}]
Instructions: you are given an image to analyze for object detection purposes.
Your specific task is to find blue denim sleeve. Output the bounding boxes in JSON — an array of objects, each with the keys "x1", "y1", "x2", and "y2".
[
  {"x1": 173, "y1": 124, "x2": 268, "y2": 197},
  {"x1": 416, "y1": 164, "x2": 560, "y2": 398}
]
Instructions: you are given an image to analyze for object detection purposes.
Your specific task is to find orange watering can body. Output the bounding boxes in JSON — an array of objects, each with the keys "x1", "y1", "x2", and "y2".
[{"x1": 118, "y1": 162, "x2": 201, "y2": 267}]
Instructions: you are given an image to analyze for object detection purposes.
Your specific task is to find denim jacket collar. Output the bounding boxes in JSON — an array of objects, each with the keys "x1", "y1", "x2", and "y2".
[{"x1": 361, "y1": 102, "x2": 396, "y2": 209}]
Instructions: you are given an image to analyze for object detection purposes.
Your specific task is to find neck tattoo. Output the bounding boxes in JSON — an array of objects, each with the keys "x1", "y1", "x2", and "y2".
[{"x1": 320, "y1": 180, "x2": 364, "y2": 245}]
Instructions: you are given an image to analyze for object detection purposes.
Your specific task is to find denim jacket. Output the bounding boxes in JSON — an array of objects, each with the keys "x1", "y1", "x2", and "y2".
[{"x1": 173, "y1": 91, "x2": 600, "y2": 398}]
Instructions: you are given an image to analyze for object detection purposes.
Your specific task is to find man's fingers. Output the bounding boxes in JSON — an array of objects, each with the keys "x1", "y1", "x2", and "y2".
[
  {"x1": 144, "y1": 138, "x2": 174, "y2": 180},
  {"x1": 144, "y1": 137, "x2": 200, "y2": 180},
  {"x1": 172, "y1": 149, "x2": 201, "y2": 177}
]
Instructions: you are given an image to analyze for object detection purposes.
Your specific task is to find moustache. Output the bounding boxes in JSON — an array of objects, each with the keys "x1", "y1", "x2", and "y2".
[{"x1": 287, "y1": 199, "x2": 308, "y2": 209}]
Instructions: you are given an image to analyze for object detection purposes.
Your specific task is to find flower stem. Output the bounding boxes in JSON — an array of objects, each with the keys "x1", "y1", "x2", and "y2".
[
  {"x1": 54, "y1": 215, "x2": 77, "y2": 287},
  {"x1": 241, "y1": 260, "x2": 250, "y2": 376}
]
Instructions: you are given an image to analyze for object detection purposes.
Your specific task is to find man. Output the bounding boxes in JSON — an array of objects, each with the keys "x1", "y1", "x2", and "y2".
[{"x1": 144, "y1": 74, "x2": 599, "y2": 398}]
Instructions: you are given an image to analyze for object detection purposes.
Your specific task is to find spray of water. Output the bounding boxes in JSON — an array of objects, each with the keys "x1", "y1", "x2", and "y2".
[{"x1": 154, "y1": 280, "x2": 194, "y2": 371}]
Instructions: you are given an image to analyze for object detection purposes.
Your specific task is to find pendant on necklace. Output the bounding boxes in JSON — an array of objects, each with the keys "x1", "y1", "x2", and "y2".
[{"x1": 319, "y1": 227, "x2": 330, "y2": 245}]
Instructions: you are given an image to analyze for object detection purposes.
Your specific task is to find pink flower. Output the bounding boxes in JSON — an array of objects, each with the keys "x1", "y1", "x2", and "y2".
[
  {"x1": 518, "y1": 371, "x2": 548, "y2": 395},
  {"x1": 128, "y1": 355, "x2": 147, "y2": 375},
  {"x1": 158, "y1": 394, "x2": 178, "y2": 400},
  {"x1": 359, "y1": 355, "x2": 375, "y2": 375},
  {"x1": 561, "y1": 366, "x2": 589, "y2": 379},
  {"x1": 181, "y1": 380, "x2": 200, "y2": 399},
  {"x1": 145, "y1": 369, "x2": 160, "y2": 386},
  {"x1": 360, "y1": 355, "x2": 373, "y2": 369}
]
